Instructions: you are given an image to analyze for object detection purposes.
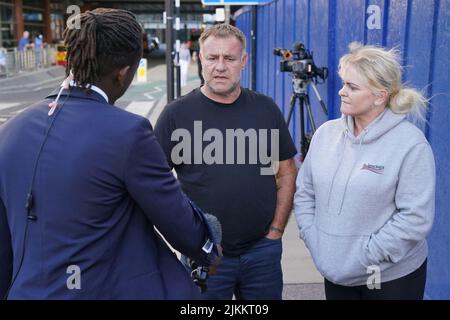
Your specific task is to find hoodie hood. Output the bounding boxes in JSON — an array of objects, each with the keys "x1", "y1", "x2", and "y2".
[{"x1": 341, "y1": 108, "x2": 406, "y2": 144}]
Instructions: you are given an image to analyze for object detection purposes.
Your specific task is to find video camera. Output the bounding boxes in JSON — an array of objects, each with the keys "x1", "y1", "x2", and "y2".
[
  {"x1": 274, "y1": 42, "x2": 328, "y2": 83},
  {"x1": 273, "y1": 42, "x2": 329, "y2": 159}
]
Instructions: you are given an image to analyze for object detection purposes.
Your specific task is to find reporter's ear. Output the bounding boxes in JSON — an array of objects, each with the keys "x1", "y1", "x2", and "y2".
[{"x1": 117, "y1": 65, "x2": 131, "y2": 87}]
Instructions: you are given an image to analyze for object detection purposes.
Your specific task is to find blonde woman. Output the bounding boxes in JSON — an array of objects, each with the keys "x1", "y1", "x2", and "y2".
[{"x1": 294, "y1": 43, "x2": 435, "y2": 300}]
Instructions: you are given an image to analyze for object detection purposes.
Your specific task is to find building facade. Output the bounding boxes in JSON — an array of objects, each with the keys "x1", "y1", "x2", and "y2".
[{"x1": 0, "y1": 0, "x2": 69, "y2": 48}]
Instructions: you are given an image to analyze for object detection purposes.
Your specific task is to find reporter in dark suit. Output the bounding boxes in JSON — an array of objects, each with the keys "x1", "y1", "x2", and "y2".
[{"x1": 0, "y1": 8, "x2": 219, "y2": 300}]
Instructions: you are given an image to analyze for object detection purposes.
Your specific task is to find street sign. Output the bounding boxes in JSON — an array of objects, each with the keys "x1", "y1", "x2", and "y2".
[
  {"x1": 201, "y1": 0, "x2": 272, "y2": 5},
  {"x1": 137, "y1": 58, "x2": 147, "y2": 82}
]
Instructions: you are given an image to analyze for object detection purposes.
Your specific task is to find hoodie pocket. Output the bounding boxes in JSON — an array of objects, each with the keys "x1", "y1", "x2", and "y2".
[
  {"x1": 359, "y1": 235, "x2": 375, "y2": 268},
  {"x1": 309, "y1": 226, "x2": 372, "y2": 286},
  {"x1": 301, "y1": 225, "x2": 321, "y2": 276}
]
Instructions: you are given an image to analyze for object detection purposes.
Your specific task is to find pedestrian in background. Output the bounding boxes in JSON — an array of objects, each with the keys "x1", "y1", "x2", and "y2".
[
  {"x1": 189, "y1": 34, "x2": 204, "y2": 86},
  {"x1": 18, "y1": 31, "x2": 29, "y2": 52},
  {"x1": 34, "y1": 34, "x2": 43, "y2": 68},
  {"x1": 17, "y1": 31, "x2": 30, "y2": 70},
  {"x1": 295, "y1": 42, "x2": 435, "y2": 300},
  {"x1": 179, "y1": 42, "x2": 191, "y2": 87}
]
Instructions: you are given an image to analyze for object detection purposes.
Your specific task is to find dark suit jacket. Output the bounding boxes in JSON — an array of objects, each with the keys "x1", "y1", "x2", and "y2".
[{"x1": 0, "y1": 87, "x2": 212, "y2": 299}]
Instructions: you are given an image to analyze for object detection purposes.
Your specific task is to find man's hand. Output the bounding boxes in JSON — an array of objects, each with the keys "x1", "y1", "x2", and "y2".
[
  {"x1": 208, "y1": 244, "x2": 223, "y2": 275},
  {"x1": 266, "y1": 226, "x2": 284, "y2": 240}
]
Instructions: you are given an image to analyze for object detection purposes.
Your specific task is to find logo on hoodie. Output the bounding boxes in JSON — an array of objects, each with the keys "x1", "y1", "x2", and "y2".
[{"x1": 361, "y1": 163, "x2": 384, "y2": 174}]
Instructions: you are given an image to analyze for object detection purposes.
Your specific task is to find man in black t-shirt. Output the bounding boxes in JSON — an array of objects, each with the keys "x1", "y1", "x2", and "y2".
[{"x1": 154, "y1": 24, "x2": 297, "y2": 300}]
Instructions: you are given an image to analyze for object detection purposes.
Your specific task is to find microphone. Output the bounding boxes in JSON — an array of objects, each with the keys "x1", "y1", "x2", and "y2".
[
  {"x1": 204, "y1": 213, "x2": 222, "y2": 247},
  {"x1": 185, "y1": 198, "x2": 222, "y2": 259},
  {"x1": 195, "y1": 212, "x2": 222, "y2": 267},
  {"x1": 182, "y1": 206, "x2": 223, "y2": 293}
]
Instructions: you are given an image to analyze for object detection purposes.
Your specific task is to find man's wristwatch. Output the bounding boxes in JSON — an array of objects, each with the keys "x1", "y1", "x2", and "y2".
[{"x1": 269, "y1": 226, "x2": 284, "y2": 235}]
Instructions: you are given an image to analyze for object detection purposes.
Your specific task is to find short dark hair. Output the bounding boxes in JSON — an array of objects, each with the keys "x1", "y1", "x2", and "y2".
[
  {"x1": 63, "y1": 8, "x2": 143, "y2": 88},
  {"x1": 199, "y1": 24, "x2": 246, "y2": 53}
]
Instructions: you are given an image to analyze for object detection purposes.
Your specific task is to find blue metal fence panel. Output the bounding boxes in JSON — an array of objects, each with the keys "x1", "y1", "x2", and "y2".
[
  {"x1": 284, "y1": 0, "x2": 299, "y2": 144},
  {"x1": 235, "y1": 10, "x2": 252, "y2": 87},
  {"x1": 292, "y1": 0, "x2": 309, "y2": 147},
  {"x1": 404, "y1": 0, "x2": 435, "y2": 85},
  {"x1": 425, "y1": 0, "x2": 450, "y2": 300},
  {"x1": 256, "y1": 5, "x2": 266, "y2": 92},
  {"x1": 268, "y1": 2, "x2": 277, "y2": 100},
  {"x1": 365, "y1": 0, "x2": 385, "y2": 45},
  {"x1": 274, "y1": 0, "x2": 285, "y2": 113},
  {"x1": 236, "y1": 0, "x2": 450, "y2": 299},
  {"x1": 404, "y1": 0, "x2": 436, "y2": 132},
  {"x1": 326, "y1": 0, "x2": 338, "y2": 120},
  {"x1": 385, "y1": 0, "x2": 408, "y2": 50},
  {"x1": 309, "y1": 0, "x2": 330, "y2": 133}
]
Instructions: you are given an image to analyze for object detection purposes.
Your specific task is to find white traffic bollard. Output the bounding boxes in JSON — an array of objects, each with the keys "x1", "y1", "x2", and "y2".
[{"x1": 137, "y1": 58, "x2": 147, "y2": 82}]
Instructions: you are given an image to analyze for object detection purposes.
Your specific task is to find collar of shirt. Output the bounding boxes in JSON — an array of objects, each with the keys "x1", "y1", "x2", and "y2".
[{"x1": 68, "y1": 80, "x2": 109, "y2": 103}]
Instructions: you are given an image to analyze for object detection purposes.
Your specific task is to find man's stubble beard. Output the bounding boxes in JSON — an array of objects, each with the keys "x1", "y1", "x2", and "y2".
[{"x1": 205, "y1": 79, "x2": 240, "y2": 97}]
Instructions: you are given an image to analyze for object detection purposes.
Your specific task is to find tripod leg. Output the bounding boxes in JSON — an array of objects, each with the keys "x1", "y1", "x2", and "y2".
[
  {"x1": 299, "y1": 95, "x2": 319, "y2": 159},
  {"x1": 311, "y1": 82, "x2": 328, "y2": 116},
  {"x1": 286, "y1": 95, "x2": 296, "y2": 126},
  {"x1": 304, "y1": 95, "x2": 317, "y2": 133},
  {"x1": 299, "y1": 96, "x2": 307, "y2": 160}
]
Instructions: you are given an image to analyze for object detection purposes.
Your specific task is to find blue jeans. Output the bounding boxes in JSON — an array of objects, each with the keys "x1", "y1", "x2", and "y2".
[{"x1": 203, "y1": 237, "x2": 283, "y2": 300}]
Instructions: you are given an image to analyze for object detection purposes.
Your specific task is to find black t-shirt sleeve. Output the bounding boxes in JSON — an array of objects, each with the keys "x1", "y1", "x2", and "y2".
[
  {"x1": 154, "y1": 105, "x2": 176, "y2": 169},
  {"x1": 270, "y1": 99, "x2": 297, "y2": 161}
]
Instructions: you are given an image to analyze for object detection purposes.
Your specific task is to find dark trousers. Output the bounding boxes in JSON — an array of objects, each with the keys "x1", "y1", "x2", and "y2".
[
  {"x1": 202, "y1": 237, "x2": 283, "y2": 300},
  {"x1": 324, "y1": 260, "x2": 427, "y2": 300}
]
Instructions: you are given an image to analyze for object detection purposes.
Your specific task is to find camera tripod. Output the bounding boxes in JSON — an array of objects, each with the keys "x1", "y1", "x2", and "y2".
[{"x1": 286, "y1": 78, "x2": 328, "y2": 159}]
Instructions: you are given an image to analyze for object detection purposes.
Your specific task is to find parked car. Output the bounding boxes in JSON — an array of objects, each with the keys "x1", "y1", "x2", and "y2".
[{"x1": 143, "y1": 34, "x2": 159, "y2": 54}]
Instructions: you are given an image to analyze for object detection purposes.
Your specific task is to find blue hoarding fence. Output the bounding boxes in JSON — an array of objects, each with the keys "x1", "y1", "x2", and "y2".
[{"x1": 202, "y1": 0, "x2": 272, "y2": 5}]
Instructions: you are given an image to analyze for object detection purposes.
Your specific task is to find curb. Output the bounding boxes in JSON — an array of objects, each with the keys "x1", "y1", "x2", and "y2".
[{"x1": 0, "y1": 66, "x2": 65, "y2": 91}]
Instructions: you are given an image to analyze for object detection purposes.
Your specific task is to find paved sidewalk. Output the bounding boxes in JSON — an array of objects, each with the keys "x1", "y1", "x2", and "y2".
[
  {"x1": 282, "y1": 216, "x2": 324, "y2": 299},
  {"x1": 0, "y1": 66, "x2": 65, "y2": 93}
]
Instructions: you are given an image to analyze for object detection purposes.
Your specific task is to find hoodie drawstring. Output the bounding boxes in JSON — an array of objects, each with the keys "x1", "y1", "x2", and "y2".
[
  {"x1": 336, "y1": 128, "x2": 369, "y2": 215},
  {"x1": 326, "y1": 129, "x2": 348, "y2": 213}
]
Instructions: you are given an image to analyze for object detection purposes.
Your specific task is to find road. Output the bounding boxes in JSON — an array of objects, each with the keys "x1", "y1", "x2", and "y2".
[{"x1": 0, "y1": 58, "x2": 166, "y2": 126}]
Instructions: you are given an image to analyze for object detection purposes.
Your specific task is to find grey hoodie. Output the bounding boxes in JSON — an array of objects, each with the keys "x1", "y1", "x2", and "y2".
[{"x1": 294, "y1": 108, "x2": 435, "y2": 286}]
